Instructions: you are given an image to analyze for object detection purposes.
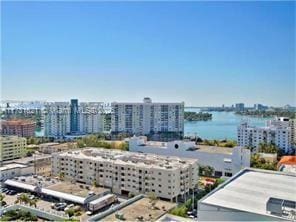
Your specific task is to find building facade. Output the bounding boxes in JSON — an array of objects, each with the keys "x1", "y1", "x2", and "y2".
[
  {"x1": 44, "y1": 100, "x2": 105, "y2": 138},
  {"x1": 129, "y1": 136, "x2": 250, "y2": 178},
  {"x1": 1, "y1": 119, "x2": 36, "y2": 137},
  {"x1": 44, "y1": 102, "x2": 70, "y2": 138},
  {"x1": 0, "y1": 164, "x2": 33, "y2": 181},
  {"x1": 70, "y1": 99, "x2": 79, "y2": 133},
  {"x1": 237, "y1": 117, "x2": 294, "y2": 153},
  {"x1": 111, "y1": 98, "x2": 184, "y2": 139},
  {"x1": 52, "y1": 148, "x2": 199, "y2": 201},
  {"x1": 0, "y1": 136, "x2": 26, "y2": 162}
]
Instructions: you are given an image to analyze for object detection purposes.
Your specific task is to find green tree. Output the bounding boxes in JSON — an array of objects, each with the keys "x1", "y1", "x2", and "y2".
[
  {"x1": 15, "y1": 193, "x2": 30, "y2": 205},
  {"x1": 66, "y1": 208, "x2": 75, "y2": 218},
  {"x1": 199, "y1": 165, "x2": 214, "y2": 177}
]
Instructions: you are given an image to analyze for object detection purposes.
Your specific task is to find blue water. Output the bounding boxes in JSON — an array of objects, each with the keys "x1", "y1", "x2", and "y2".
[
  {"x1": 36, "y1": 109, "x2": 272, "y2": 140},
  {"x1": 185, "y1": 108, "x2": 272, "y2": 140}
]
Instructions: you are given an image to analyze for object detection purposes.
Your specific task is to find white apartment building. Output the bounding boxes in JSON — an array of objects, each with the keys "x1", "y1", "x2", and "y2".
[
  {"x1": 52, "y1": 148, "x2": 199, "y2": 201},
  {"x1": 0, "y1": 136, "x2": 27, "y2": 162},
  {"x1": 237, "y1": 117, "x2": 294, "y2": 153},
  {"x1": 44, "y1": 102, "x2": 70, "y2": 138},
  {"x1": 44, "y1": 101, "x2": 104, "y2": 138},
  {"x1": 0, "y1": 163, "x2": 32, "y2": 181},
  {"x1": 198, "y1": 168, "x2": 296, "y2": 221},
  {"x1": 79, "y1": 103, "x2": 104, "y2": 134},
  {"x1": 111, "y1": 98, "x2": 184, "y2": 138},
  {"x1": 129, "y1": 136, "x2": 250, "y2": 178}
]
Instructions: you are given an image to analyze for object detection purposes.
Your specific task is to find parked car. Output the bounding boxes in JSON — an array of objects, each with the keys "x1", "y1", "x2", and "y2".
[
  {"x1": 8, "y1": 190, "x2": 17, "y2": 195},
  {"x1": 54, "y1": 203, "x2": 67, "y2": 211}
]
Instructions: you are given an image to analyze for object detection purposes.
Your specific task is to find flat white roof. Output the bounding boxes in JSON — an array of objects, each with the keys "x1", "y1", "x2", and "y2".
[
  {"x1": 200, "y1": 168, "x2": 296, "y2": 218},
  {"x1": 42, "y1": 188, "x2": 86, "y2": 204},
  {"x1": 5, "y1": 179, "x2": 35, "y2": 191},
  {"x1": 4, "y1": 179, "x2": 87, "y2": 204},
  {"x1": 89, "y1": 194, "x2": 114, "y2": 205},
  {"x1": 0, "y1": 163, "x2": 28, "y2": 171}
]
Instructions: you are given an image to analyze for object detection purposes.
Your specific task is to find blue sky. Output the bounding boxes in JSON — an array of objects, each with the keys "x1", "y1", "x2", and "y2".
[{"x1": 1, "y1": 1, "x2": 295, "y2": 106}]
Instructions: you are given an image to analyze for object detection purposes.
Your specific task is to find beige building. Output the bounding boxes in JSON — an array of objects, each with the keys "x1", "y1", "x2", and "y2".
[
  {"x1": 0, "y1": 136, "x2": 26, "y2": 162},
  {"x1": 11, "y1": 154, "x2": 52, "y2": 176},
  {"x1": 39, "y1": 142, "x2": 77, "y2": 154},
  {"x1": 52, "y1": 148, "x2": 198, "y2": 201}
]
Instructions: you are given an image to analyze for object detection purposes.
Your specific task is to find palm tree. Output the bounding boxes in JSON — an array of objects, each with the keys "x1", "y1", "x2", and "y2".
[
  {"x1": 16, "y1": 193, "x2": 30, "y2": 205},
  {"x1": 29, "y1": 199, "x2": 38, "y2": 208}
]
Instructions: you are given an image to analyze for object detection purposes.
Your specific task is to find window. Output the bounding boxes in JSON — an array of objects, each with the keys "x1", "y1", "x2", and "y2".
[{"x1": 225, "y1": 172, "x2": 232, "y2": 177}]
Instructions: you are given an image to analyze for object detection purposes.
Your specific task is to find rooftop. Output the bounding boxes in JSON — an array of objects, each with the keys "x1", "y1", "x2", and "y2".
[
  {"x1": 199, "y1": 168, "x2": 296, "y2": 220},
  {"x1": 1, "y1": 119, "x2": 35, "y2": 125},
  {"x1": 0, "y1": 163, "x2": 28, "y2": 171},
  {"x1": 46, "y1": 182, "x2": 109, "y2": 198},
  {"x1": 57, "y1": 148, "x2": 197, "y2": 170},
  {"x1": 194, "y1": 145, "x2": 233, "y2": 155},
  {"x1": 143, "y1": 141, "x2": 234, "y2": 155},
  {"x1": 278, "y1": 156, "x2": 296, "y2": 166},
  {"x1": 5, "y1": 175, "x2": 110, "y2": 204},
  {"x1": 3, "y1": 154, "x2": 52, "y2": 165}
]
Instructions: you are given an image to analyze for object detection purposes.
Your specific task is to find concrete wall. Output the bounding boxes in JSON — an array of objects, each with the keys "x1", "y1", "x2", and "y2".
[{"x1": 0, "y1": 204, "x2": 67, "y2": 221}]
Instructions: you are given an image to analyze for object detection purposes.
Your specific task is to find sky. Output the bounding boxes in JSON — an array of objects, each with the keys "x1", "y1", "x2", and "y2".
[{"x1": 1, "y1": 1, "x2": 295, "y2": 107}]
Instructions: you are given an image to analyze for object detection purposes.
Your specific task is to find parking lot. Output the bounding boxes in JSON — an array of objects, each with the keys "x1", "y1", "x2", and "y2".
[{"x1": 1, "y1": 188, "x2": 83, "y2": 219}]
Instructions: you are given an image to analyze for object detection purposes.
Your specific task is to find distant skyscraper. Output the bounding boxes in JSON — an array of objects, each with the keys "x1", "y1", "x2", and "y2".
[
  {"x1": 235, "y1": 103, "x2": 245, "y2": 112},
  {"x1": 70, "y1": 99, "x2": 79, "y2": 133},
  {"x1": 254, "y1": 103, "x2": 268, "y2": 111}
]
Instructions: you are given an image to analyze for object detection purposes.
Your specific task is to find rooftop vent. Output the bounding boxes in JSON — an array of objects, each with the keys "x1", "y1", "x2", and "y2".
[{"x1": 267, "y1": 197, "x2": 296, "y2": 219}]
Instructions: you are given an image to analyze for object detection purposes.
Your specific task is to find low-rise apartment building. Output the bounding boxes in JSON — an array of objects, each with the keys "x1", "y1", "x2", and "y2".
[
  {"x1": 52, "y1": 148, "x2": 199, "y2": 201},
  {"x1": 129, "y1": 136, "x2": 250, "y2": 178},
  {"x1": 2, "y1": 154, "x2": 52, "y2": 176},
  {"x1": 1, "y1": 119, "x2": 36, "y2": 137},
  {"x1": 237, "y1": 117, "x2": 295, "y2": 153},
  {"x1": 198, "y1": 168, "x2": 296, "y2": 221},
  {"x1": 0, "y1": 136, "x2": 26, "y2": 162},
  {"x1": 0, "y1": 163, "x2": 32, "y2": 181},
  {"x1": 39, "y1": 142, "x2": 77, "y2": 154}
]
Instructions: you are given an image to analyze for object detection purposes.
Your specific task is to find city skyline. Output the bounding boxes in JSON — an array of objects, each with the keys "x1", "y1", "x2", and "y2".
[{"x1": 2, "y1": 1, "x2": 295, "y2": 106}]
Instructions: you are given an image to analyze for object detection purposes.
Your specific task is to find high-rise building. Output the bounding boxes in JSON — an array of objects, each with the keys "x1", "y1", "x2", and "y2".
[
  {"x1": 70, "y1": 99, "x2": 79, "y2": 133},
  {"x1": 1, "y1": 119, "x2": 36, "y2": 137},
  {"x1": 44, "y1": 101, "x2": 104, "y2": 138},
  {"x1": 111, "y1": 98, "x2": 184, "y2": 139},
  {"x1": 254, "y1": 104, "x2": 268, "y2": 111},
  {"x1": 44, "y1": 102, "x2": 70, "y2": 139},
  {"x1": 237, "y1": 117, "x2": 294, "y2": 153},
  {"x1": 52, "y1": 148, "x2": 199, "y2": 201},
  {"x1": 0, "y1": 136, "x2": 27, "y2": 162}
]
